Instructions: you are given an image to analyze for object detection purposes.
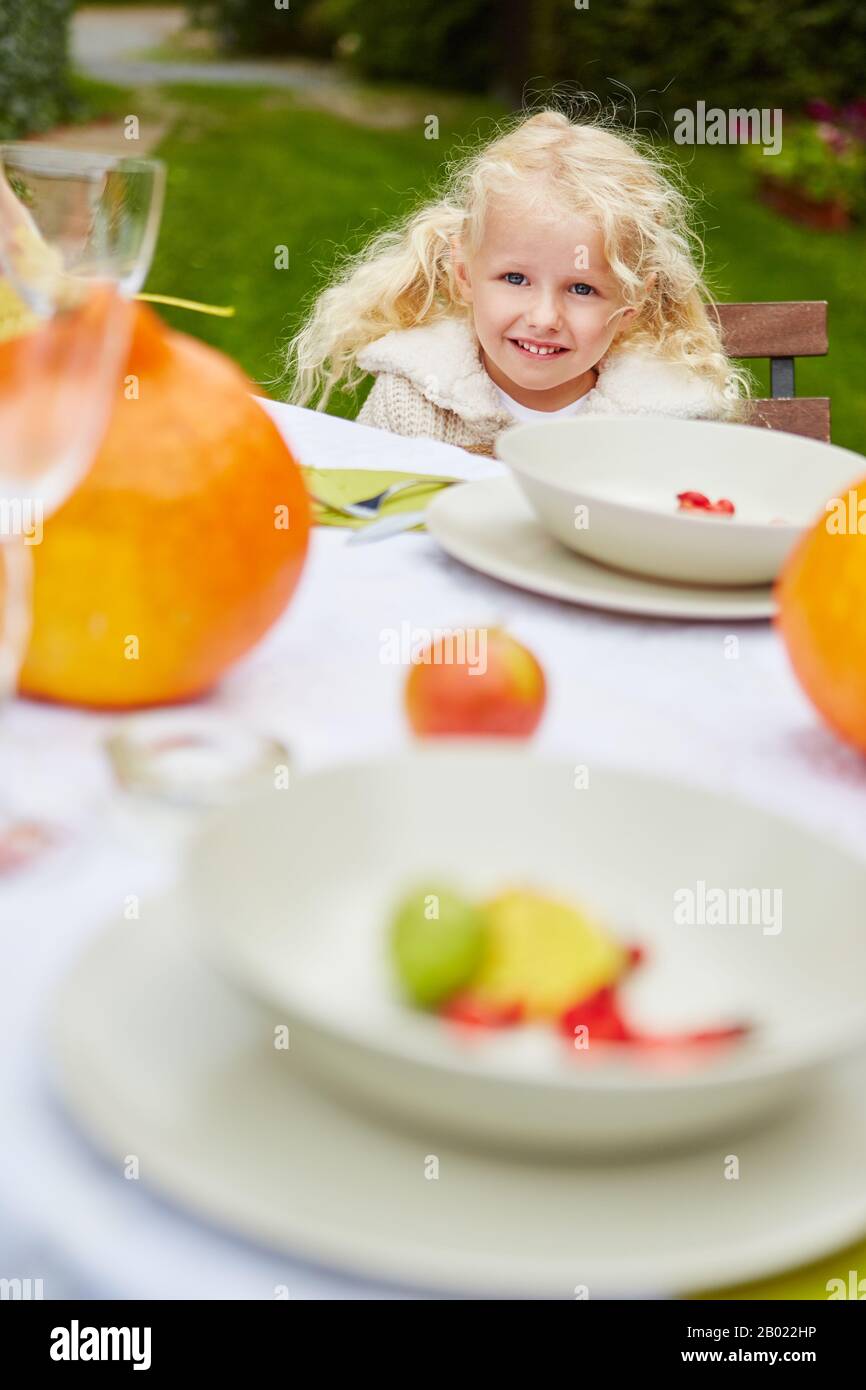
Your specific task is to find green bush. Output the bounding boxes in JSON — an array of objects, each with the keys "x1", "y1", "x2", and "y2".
[
  {"x1": 532, "y1": 0, "x2": 866, "y2": 130},
  {"x1": 333, "y1": 0, "x2": 499, "y2": 92},
  {"x1": 745, "y1": 120, "x2": 866, "y2": 219},
  {"x1": 193, "y1": 0, "x2": 866, "y2": 121},
  {"x1": 343, "y1": 0, "x2": 866, "y2": 120},
  {"x1": 0, "y1": 0, "x2": 76, "y2": 139},
  {"x1": 187, "y1": 0, "x2": 336, "y2": 57}
]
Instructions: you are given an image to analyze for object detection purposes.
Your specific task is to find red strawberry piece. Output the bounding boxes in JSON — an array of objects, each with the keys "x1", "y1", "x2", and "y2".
[
  {"x1": 441, "y1": 995, "x2": 524, "y2": 1029},
  {"x1": 655, "y1": 1023, "x2": 750, "y2": 1047},
  {"x1": 707, "y1": 498, "x2": 735, "y2": 515},
  {"x1": 629, "y1": 1023, "x2": 751, "y2": 1060},
  {"x1": 559, "y1": 986, "x2": 632, "y2": 1044},
  {"x1": 560, "y1": 978, "x2": 750, "y2": 1061},
  {"x1": 677, "y1": 490, "x2": 711, "y2": 509}
]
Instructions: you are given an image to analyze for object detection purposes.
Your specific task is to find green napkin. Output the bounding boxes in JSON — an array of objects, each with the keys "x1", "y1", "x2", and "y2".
[
  {"x1": 302, "y1": 467, "x2": 455, "y2": 530},
  {"x1": 691, "y1": 1232, "x2": 866, "y2": 1301}
]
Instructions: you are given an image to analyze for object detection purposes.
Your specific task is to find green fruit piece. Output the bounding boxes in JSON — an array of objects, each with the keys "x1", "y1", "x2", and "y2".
[{"x1": 390, "y1": 886, "x2": 487, "y2": 1009}]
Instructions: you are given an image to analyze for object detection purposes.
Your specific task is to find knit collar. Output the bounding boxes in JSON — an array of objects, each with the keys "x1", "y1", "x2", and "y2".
[
  {"x1": 357, "y1": 314, "x2": 507, "y2": 423},
  {"x1": 355, "y1": 314, "x2": 722, "y2": 421}
]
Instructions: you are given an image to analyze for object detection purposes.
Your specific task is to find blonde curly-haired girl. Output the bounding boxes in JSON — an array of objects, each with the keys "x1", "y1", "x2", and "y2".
[{"x1": 286, "y1": 109, "x2": 748, "y2": 456}]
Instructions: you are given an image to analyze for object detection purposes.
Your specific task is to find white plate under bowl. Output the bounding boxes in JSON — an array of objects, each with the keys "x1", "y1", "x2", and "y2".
[
  {"x1": 425, "y1": 476, "x2": 774, "y2": 620},
  {"x1": 186, "y1": 746, "x2": 866, "y2": 1155},
  {"x1": 496, "y1": 416, "x2": 864, "y2": 586},
  {"x1": 50, "y1": 899, "x2": 866, "y2": 1297}
]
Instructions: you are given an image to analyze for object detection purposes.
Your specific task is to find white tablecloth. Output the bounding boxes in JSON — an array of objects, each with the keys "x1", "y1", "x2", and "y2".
[{"x1": 2, "y1": 400, "x2": 866, "y2": 1299}]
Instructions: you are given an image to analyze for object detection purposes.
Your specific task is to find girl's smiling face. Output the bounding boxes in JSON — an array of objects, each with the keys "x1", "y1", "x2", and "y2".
[{"x1": 453, "y1": 201, "x2": 637, "y2": 410}]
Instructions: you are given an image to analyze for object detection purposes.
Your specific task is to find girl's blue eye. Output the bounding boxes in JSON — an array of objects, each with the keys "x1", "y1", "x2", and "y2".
[{"x1": 502, "y1": 274, "x2": 596, "y2": 294}]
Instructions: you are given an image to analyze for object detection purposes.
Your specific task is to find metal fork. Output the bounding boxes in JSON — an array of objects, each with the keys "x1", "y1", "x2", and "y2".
[
  {"x1": 347, "y1": 509, "x2": 428, "y2": 545},
  {"x1": 308, "y1": 477, "x2": 450, "y2": 521}
]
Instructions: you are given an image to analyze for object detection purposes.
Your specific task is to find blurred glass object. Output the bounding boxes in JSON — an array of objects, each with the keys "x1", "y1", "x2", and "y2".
[{"x1": 0, "y1": 146, "x2": 164, "y2": 868}]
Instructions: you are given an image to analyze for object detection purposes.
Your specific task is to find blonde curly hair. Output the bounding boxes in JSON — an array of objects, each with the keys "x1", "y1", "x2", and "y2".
[{"x1": 284, "y1": 108, "x2": 749, "y2": 416}]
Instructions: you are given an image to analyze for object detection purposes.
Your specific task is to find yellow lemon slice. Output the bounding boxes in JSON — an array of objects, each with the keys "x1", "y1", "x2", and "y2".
[
  {"x1": 472, "y1": 889, "x2": 628, "y2": 1019},
  {"x1": 0, "y1": 276, "x2": 39, "y2": 343}
]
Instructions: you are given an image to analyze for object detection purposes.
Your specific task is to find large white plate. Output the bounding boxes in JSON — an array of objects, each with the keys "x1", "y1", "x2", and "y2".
[
  {"x1": 50, "y1": 896, "x2": 866, "y2": 1298},
  {"x1": 426, "y1": 476, "x2": 775, "y2": 620}
]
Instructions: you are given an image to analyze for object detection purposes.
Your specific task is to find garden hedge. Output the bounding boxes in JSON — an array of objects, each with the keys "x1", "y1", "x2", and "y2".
[
  {"x1": 0, "y1": 0, "x2": 75, "y2": 139},
  {"x1": 187, "y1": 0, "x2": 334, "y2": 57},
  {"x1": 190, "y1": 0, "x2": 866, "y2": 122},
  {"x1": 532, "y1": 0, "x2": 866, "y2": 129}
]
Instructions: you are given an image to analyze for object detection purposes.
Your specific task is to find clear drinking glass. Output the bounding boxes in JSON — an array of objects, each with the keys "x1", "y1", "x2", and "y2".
[{"x1": 0, "y1": 146, "x2": 165, "y2": 871}]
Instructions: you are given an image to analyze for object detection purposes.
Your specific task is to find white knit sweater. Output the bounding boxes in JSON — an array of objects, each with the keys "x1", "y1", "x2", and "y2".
[{"x1": 356, "y1": 315, "x2": 733, "y2": 455}]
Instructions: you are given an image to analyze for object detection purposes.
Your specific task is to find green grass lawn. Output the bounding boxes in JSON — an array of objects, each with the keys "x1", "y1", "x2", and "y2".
[
  {"x1": 126, "y1": 80, "x2": 504, "y2": 418},
  {"x1": 75, "y1": 76, "x2": 866, "y2": 450},
  {"x1": 670, "y1": 144, "x2": 865, "y2": 451}
]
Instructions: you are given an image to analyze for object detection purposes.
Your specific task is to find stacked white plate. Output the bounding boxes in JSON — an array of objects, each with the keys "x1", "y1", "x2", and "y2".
[
  {"x1": 425, "y1": 418, "x2": 866, "y2": 621},
  {"x1": 52, "y1": 746, "x2": 866, "y2": 1297}
]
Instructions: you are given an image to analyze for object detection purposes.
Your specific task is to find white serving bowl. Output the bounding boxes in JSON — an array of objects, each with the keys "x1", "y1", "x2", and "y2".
[
  {"x1": 185, "y1": 746, "x2": 866, "y2": 1156},
  {"x1": 496, "y1": 416, "x2": 865, "y2": 586}
]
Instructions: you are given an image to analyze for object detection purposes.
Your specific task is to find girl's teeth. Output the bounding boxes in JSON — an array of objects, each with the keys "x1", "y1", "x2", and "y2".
[{"x1": 518, "y1": 341, "x2": 562, "y2": 355}]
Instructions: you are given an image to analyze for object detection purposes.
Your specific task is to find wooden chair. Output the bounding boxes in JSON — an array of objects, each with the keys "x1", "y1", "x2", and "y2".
[{"x1": 712, "y1": 302, "x2": 830, "y2": 442}]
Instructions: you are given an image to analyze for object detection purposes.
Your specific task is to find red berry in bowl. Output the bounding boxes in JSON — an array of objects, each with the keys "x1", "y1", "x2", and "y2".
[
  {"x1": 441, "y1": 994, "x2": 524, "y2": 1028},
  {"x1": 559, "y1": 986, "x2": 632, "y2": 1044}
]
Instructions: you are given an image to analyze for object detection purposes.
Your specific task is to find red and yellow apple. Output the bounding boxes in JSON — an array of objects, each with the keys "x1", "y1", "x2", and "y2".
[{"x1": 405, "y1": 627, "x2": 546, "y2": 737}]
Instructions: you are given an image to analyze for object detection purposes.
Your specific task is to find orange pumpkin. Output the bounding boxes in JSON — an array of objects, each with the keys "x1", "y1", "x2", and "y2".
[
  {"x1": 776, "y1": 477, "x2": 866, "y2": 754},
  {"x1": 15, "y1": 303, "x2": 310, "y2": 708}
]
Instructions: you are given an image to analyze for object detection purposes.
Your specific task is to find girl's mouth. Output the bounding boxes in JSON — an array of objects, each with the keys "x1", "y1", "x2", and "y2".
[{"x1": 509, "y1": 338, "x2": 570, "y2": 359}]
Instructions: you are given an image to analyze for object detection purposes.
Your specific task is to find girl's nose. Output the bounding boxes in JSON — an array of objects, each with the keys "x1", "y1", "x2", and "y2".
[{"x1": 527, "y1": 291, "x2": 561, "y2": 333}]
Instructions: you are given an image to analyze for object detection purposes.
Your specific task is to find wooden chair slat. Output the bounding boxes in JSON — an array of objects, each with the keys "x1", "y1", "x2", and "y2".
[
  {"x1": 711, "y1": 302, "x2": 828, "y2": 359},
  {"x1": 748, "y1": 397, "x2": 831, "y2": 442}
]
